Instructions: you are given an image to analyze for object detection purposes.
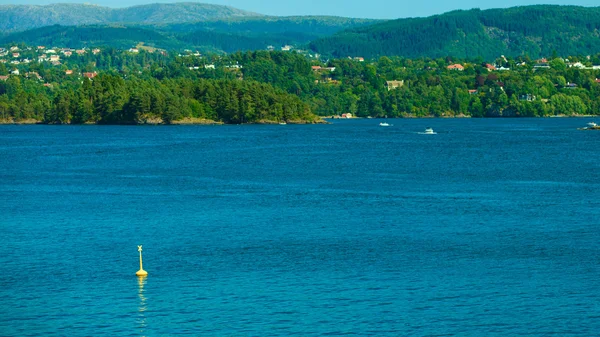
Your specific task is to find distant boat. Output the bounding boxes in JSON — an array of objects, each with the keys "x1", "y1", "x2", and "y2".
[
  {"x1": 379, "y1": 122, "x2": 390, "y2": 127},
  {"x1": 279, "y1": 122, "x2": 287, "y2": 125},
  {"x1": 579, "y1": 122, "x2": 599, "y2": 130},
  {"x1": 418, "y1": 127, "x2": 437, "y2": 134}
]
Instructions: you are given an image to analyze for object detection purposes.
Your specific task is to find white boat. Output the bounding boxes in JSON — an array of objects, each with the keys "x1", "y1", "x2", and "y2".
[
  {"x1": 379, "y1": 122, "x2": 390, "y2": 127},
  {"x1": 279, "y1": 122, "x2": 287, "y2": 125},
  {"x1": 419, "y1": 127, "x2": 437, "y2": 134},
  {"x1": 587, "y1": 122, "x2": 597, "y2": 127}
]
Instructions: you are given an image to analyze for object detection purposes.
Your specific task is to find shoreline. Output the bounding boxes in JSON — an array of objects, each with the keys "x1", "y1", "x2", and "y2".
[
  {"x1": 0, "y1": 117, "x2": 328, "y2": 125},
  {"x1": 325, "y1": 114, "x2": 598, "y2": 119},
  {"x1": 1, "y1": 115, "x2": 597, "y2": 125}
]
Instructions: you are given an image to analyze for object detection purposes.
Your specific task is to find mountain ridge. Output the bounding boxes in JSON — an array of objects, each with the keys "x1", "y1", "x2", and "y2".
[
  {"x1": 0, "y1": 2, "x2": 263, "y2": 32},
  {"x1": 309, "y1": 5, "x2": 600, "y2": 59}
]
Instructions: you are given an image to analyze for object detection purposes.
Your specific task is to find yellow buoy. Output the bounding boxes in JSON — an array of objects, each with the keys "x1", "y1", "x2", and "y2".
[{"x1": 136, "y1": 245, "x2": 148, "y2": 277}]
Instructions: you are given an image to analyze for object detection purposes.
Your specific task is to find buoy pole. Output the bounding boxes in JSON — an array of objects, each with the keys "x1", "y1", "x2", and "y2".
[{"x1": 136, "y1": 245, "x2": 148, "y2": 277}]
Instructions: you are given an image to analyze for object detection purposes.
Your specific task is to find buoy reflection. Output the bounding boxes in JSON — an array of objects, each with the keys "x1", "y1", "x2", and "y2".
[{"x1": 137, "y1": 275, "x2": 147, "y2": 336}]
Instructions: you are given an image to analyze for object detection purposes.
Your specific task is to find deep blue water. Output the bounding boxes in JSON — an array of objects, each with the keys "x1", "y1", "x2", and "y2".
[{"x1": 1, "y1": 118, "x2": 599, "y2": 336}]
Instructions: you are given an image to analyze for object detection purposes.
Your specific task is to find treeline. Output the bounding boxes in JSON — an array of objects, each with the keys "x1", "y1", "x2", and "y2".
[{"x1": 0, "y1": 73, "x2": 317, "y2": 124}]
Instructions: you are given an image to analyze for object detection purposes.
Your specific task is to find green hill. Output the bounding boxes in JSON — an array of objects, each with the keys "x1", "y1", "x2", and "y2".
[
  {"x1": 0, "y1": 16, "x2": 379, "y2": 53},
  {"x1": 0, "y1": 25, "x2": 181, "y2": 50},
  {"x1": 0, "y1": 2, "x2": 261, "y2": 32},
  {"x1": 167, "y1": 16, "x2": 379, "y2": 52},
  {"x1": 309, "y1": 5, "x2": 600, "y2": 59}
]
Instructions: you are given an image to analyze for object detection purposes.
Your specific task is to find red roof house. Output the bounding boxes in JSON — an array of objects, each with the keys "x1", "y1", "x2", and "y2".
[{"x1": 447, "y1": 64, "x2": 464, "y2": 70}]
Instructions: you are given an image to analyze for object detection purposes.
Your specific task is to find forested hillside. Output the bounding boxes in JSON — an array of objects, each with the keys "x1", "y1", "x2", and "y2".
[
  {"x1": 309, "y1": 5, "x2": 600, "y2": 59},
  {"x1": 0, "y1": 3, "x2": 261, "y2": 32},
  {"x1": 0, "y1": 49, "x2": 319, "y2": 124},
  {"x1": 1, "y1": 45, "x2": 600, "y2": 125},
  {"x1": 0, "y1": 16, "x2": 378, "y2": 54},
  {"x1": 0, "y1": 25, "x2": 181, "y2": 50}
]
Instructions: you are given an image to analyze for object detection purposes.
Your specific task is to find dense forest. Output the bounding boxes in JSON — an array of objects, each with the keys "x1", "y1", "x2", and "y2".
[
  {"x1": 1, "y1": 45, "x2": 599, "y2": 124},
  {"x1": 309, "y1": 5, "x2": 600, "y2": 59}
]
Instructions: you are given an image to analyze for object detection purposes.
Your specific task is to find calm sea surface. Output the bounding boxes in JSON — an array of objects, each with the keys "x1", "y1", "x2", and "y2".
[{"x1": 1, "y1": 118, "x2": 599, "y2": 336}]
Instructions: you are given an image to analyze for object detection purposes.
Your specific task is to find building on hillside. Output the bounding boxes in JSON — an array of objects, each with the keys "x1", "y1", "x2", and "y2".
[
  {"x1": 519, "y1": 94, "x2": 536, "y2": 101},
  {"x1": 83, "y1": 72, "x2": 97, "y2": 79},
  {"x1": 485, "y1": 64, "x2": 496, "y2": 71},
  {"x1": 447, "y1": 64, "x2": 464, "y2": 70},
  {"x1": 386, "y1": 80, "x2": 404, "y2": 91},
  {"x1": 26, "y1": 72, "x2": 42, "y2": 80}
]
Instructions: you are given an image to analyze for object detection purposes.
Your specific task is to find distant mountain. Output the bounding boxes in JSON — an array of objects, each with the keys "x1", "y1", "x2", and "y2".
[
  {"x1": 0, "y1": 2, "x2": 262, "y2": 32},
  {"x1": 309, "y1": 5, "x2": 600, "y2": 59}
]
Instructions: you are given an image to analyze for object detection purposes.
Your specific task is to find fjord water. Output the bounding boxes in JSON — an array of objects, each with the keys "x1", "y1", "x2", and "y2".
[{"x1": 1, "y1": 118, "x2": 599, "y2": 336}]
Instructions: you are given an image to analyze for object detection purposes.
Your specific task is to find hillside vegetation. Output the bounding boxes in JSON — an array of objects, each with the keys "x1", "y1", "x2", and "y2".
[
  {"x1": 309, "y1": 5, "x2": 600, "y2": 59},
  {"x1": 1, "y1": 45, "x2": 600, "y2": 125},
  {"x1": 0, "y1": 25, "x2": 181, "y2": 50},
  {"x1": 0, "y1": 15, "x2": 379, "y2": 54},
  {"x1": 0, "y1": 3, "x2": 261, "y2": 32}
]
